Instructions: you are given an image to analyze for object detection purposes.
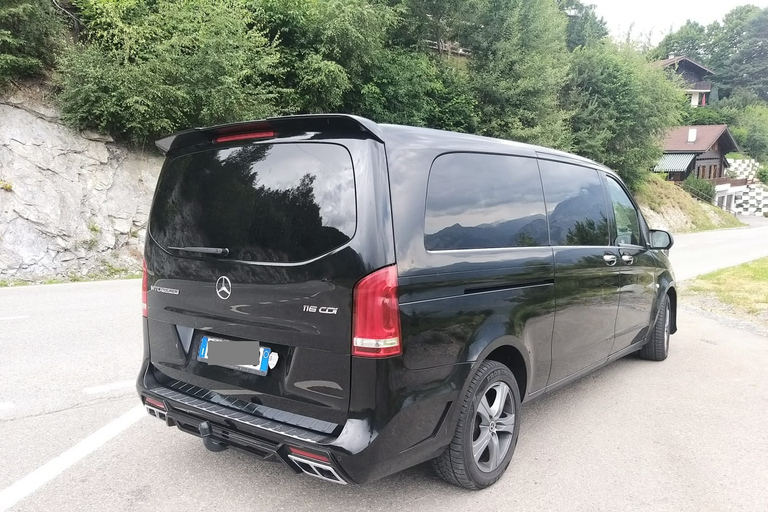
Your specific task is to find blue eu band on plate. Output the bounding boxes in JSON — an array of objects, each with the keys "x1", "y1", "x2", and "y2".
[{"x1": 198, "y1": 336, "x2": 272, "y2": 375}]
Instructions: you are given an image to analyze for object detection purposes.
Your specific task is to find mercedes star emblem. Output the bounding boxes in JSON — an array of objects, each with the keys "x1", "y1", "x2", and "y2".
[{"x1": 215, "y1": 276, "x2": 232, "y2": 300}]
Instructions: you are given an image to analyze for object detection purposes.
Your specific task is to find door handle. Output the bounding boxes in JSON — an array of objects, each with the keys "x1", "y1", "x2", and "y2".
[
  {"x1": 621, "y1": 253, "x2": 634, "y2": 265},
  {"x1": 603, "y1": 253, "x2": 617, "y2": 266}
]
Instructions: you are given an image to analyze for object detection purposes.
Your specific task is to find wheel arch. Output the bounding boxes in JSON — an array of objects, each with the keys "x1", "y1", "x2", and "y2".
[{"x1": 466, "y1": 337, "x2": 531, "y2": 402}]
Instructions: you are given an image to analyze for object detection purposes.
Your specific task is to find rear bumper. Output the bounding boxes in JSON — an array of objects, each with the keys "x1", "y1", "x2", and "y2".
[{"x1": 137, "y1": 359, "x2": 464, "y2": 484}]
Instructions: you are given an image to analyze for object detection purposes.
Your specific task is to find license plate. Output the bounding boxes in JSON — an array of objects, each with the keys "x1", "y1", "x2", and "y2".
[{"x1": 197, "y1": 336, "x2": 272, "y2": 375}]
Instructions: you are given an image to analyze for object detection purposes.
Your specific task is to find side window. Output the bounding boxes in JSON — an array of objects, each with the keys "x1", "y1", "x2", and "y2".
[
  {"x1": 539, "y1": 160, "x2": 609, "y2": 246},
  {"x1": 605, "y1": 176, "x2": 642, "y2": 246},
  {"x1": 425, "y1": 153, "x2": 548, "y2": 251}
]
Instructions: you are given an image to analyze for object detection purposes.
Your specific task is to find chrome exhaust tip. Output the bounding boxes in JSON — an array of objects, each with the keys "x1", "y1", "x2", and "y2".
[
  {"x1": 287, "y1": 454, "x2": 347, "y2": 485},
  {"x1": 145, "y1": 404, "x2": 168, "y2": 422}
]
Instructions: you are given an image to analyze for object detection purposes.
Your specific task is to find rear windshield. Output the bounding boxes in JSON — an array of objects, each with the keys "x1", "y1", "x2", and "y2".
[{"x1": 149, "y1": 142, "x2": 356, "y2": 263}]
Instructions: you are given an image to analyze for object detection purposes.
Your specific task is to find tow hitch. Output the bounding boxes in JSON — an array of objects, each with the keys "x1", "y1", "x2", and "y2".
[{"x1": 199, "y1": 421, "x2": 229, "y2": 452}]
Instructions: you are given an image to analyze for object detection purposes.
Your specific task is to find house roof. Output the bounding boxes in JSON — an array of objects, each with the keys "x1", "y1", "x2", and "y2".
[
  {"x1": 654, "y1": 153, "x2": 697, "y2": 173},
  {"x1": 654, "y1": 56, "x2": 714, "y2": 75},
  {"x1": 662, "y1": 125, "x2": 738, "y2": 154}
]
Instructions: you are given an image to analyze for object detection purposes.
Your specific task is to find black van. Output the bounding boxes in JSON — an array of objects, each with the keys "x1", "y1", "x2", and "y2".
[{"x1": 137, "y1": 114, "x2": 677, "y2": 489}]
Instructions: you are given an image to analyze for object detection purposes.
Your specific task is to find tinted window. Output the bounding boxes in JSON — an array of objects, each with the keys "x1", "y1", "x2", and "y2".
[
  {"x1": 425, "y1": 153, "x2": 548, "y2": 251},
  {"x1": 150, "y1": 142, "x2": 356, "y2": 263},
  {"x1": 606, "y1": 176, "x2": 642, "y2": 246},
  {"x1": 539, "y1": 161, "x2": 609, "y2": 246}
]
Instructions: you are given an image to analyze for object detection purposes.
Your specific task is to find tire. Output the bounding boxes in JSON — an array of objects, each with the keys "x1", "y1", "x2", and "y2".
[
  {"x1": 432, "y1": 360, "x2": 521, "y2": 490},
  {"x1": 639, "y1": 294, "x2": 671, "y2": 361}
]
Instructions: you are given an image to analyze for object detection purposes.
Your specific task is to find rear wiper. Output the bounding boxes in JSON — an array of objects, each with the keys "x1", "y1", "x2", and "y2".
[{"x1": 169, "y1": 246, "x2": 230, "y2": 256}]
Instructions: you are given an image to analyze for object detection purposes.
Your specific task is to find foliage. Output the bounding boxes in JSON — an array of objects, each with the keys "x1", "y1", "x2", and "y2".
[
  {"x1": 682, "y1": 175, "x2": 715, "y2": 203},
  {"x1": 58, "y1": 0, "x2": 282, "y2": 143},
  {"x1": 681, "y1": 106, "x2": 736, "y2": 126},
  {"x1": 650, "y1": 21, "x2": 708, "y2": 63},
  {"x1": 0, "y1": 180, "x2": 12, "y2": 192},
  {"x1": 557, "y1": 0, "x2": 608, "y2": 51},
  {"x1": 564, "y1": 42, "x2": 685, "y2": 190},
  {"x1": 757, "y1": 167, "x2": 768, "y2": 185},
  {"x1": 466, "y1": 0, "x2": 571, "y2": 148},
  {"x1": 707, "y1": 5, "x2": 762, "y2": 72},
  {"x1": 721, "y1": 8, "x2": 768, "y2": 102},
  {"x1": 0, "y1": 0, "x2": 65, "y2": 84},
  {"x1": 730, "y1": 103, "x2": 768, "y2": 162}
]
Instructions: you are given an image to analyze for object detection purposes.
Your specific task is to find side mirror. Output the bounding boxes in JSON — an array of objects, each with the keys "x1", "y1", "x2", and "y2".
[{"x1": 649, "y1": 230, "x2": 674, "y2": 250}]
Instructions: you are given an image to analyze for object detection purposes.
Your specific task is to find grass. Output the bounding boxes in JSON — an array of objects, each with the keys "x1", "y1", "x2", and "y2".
[
  {"x1": 689, "y1": 257, "x2": 768, "y2": 315},
  {"x1": 636, "y1": 173, "x2": 745, "y2": 232},
  {"x1": 0, "y1": 180, "x2": 12, "y2": 192},
  {"x1": 726, "y1": 152, "x2": 747, "y2": 160}
]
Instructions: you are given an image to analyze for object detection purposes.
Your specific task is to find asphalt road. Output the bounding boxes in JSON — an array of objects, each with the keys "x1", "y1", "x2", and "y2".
[
  {"x1": 2, "y1": 226, "x2": 768, "y2": 512},
  {"x1": 668, "y1": 217, "x2": 768, "y2": 281}
]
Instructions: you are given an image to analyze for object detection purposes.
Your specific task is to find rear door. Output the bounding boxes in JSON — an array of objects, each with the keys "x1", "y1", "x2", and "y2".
[
  {"x1": 603, "y1": 174, "x2": 656, "y2": 353},
  {"x1": 144, "y1": 131, "x2": 393, "y2": 426},
  {"x1": 540, "y1": 160, "x2": 621, "y2": 386}
]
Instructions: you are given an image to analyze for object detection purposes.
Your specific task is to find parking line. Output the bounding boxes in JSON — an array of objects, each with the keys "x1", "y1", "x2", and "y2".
[
  {"x1": 0, "y1": 405, "x2": 145, "y2": 512},
  {"x1": 83, "y1": 380, "x2": 135, "y2": 395}
]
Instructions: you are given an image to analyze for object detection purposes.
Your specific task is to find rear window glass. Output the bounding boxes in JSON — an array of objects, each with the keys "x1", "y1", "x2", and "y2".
[
  {"x1": 424, "y1": 153, "x2": 548, "y2": 251},
  {"x1": 150, "y1": 142, "x2": 356, "y2": 263}
]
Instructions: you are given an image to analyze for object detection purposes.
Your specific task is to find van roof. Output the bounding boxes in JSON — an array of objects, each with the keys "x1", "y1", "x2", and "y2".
[
  {"x1": 377, "y1": 123, "x2": 603, "y2": 168},
  {"x1": 155, "y1": 114, "x2": 610, "y2": 173}
]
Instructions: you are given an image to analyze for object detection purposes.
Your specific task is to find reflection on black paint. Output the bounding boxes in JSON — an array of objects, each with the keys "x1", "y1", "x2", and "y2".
[{"x1": 150, "y1": 143, "x2": 356, "y2": 263}]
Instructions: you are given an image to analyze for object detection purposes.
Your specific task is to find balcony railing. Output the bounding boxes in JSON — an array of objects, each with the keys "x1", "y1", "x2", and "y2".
[{"x1": 707, "y1": 177, "x2": 749, "y2": 187}]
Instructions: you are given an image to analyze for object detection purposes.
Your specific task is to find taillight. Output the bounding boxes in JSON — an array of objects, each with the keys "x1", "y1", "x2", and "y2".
[
  {"x1": 288, "y1": 447, "x2": 330, "y2": 462},
  {"x1": 144, "y1": 396, "x2": 165, "y2": 410},
  {"x1": 214, "y1": 131, "x2": 275, "y2": 143},
  {"x1": 352, "y1": 265, "x2": 402, "y2": 358},
  {"x1": 142, "y1": 259, "x2": 148, "y2": 318}
]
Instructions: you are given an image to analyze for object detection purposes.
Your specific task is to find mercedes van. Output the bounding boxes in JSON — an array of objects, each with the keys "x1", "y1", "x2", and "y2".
[{"x1": 137, "y1": 114, "x2": 676, "y2": 489}]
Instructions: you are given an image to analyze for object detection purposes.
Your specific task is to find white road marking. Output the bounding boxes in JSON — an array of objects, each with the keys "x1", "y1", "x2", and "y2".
[
  {"x1": 0, "y1": 402, "x2": 14, "y2": 411},
  {"x1": 0, "y1": 405, "x2": 145, "y2": 512},
  {"x1": 0, "y1": 316, "x2": 28, "y2": 322},
  {"x1": 82, "y1": 380, "x2": 135, "y2": 395}
]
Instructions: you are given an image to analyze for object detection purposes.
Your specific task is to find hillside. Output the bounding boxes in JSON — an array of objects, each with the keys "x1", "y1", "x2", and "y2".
[{"x1": 636, "y1": 173, "x2": 745, "y2": 233}]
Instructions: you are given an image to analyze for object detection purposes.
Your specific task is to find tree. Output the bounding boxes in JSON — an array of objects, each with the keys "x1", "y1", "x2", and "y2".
[
  {"x1": 721, "y1": 8, "x2": 768, "y2": 102},
  {"x1": 557, "y1": 0, "x2": 608, "y2": 50},
  {"x1": 731, "y1": 103, "x2": 768, "y2": 161},
  {"x1": 708, "y1": 5, "x2": 761, "y2": 73},
  {"x1": 466, "y1": 0, "x2": 571, "y2": 148},
  {"x1": 649, "y1": 21, "x2": 708, "y2": 63},
  {"x1": 0, "y1": 0, "x2": 65, "y2": 84},
  {"x1": 58, "y1": 0, "x2": 282, "y2": 143},
  {"x1": 564, "y1": 42, "x2": 685, "y2": 190}
]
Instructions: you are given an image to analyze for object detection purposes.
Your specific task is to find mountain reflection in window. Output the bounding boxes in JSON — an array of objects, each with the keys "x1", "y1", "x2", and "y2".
[
  {"x1": 150, "y1": 143, "x2": 356, "y2": 263},
  {"x1": 539, "y1": 161, "x2": 609, "y2": 246},
  {"x1": 425, "y1": 153, "x2": 548, "y2": 251}
]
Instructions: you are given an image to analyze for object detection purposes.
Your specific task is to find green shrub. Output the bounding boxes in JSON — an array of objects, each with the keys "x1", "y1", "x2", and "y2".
[
  {"x1": 757, "y1": 166, "x2": 768, "y2": 185},
  {"x1": 57, "y1": 0, "x2": 282, "y2": 143},
  {"x1": 0, "y1": 0, "x2": 65, "y2": 84},
  {"x1": 682, "y1": 175, "x2": 716, "y2": 203}
]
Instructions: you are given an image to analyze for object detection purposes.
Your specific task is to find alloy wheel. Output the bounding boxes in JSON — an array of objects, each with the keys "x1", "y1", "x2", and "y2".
[
  {"x1": 472, "y1": 381, "x2": 515, "y2": 473},
  {"x1": 664, "y1": 304, "x2": 670, "y2": 353}
]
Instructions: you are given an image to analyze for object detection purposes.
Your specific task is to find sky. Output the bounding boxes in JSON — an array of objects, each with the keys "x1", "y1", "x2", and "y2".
[{"x1": 588, "y1": 0, "x2": 768, "y2": 44}]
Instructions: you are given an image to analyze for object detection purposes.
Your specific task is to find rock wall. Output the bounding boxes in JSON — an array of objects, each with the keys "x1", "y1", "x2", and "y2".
[{"x1": 0, "y1": 93, "x2": 162, "y2": 281}]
